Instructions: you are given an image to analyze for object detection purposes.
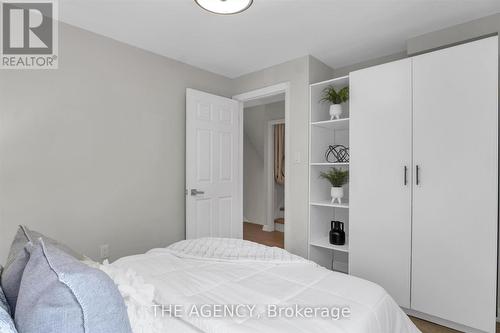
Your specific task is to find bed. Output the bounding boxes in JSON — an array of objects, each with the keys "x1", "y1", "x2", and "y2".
[{"x1": 110, "y1": 238, "x2": 421, "y2": 333}]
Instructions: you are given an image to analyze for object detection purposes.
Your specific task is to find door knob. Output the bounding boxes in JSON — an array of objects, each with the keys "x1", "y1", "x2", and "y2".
[{"x1": 190, "y1": 189, "x2": 205, "y2": 196}]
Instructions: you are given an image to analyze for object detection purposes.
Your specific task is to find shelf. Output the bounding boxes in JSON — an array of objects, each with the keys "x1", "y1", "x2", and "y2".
[
  {"x1": 310, "y1": 75, "x2": 349, "y2": 88},
  {"x1": 310, "y1": 200, "x2": 349, "y2": 208},
  {"x1": 311, "y1": 118, "x2": 349, "y2": 130},
  {"x1": 310, "y1": 162, "x2": 349, "y2": 166},
  {"x1": 310, "y1": 237, "x2": 349, "y2": 253},
  {"x1": 309, "y1": 77, "x2": 350, "y2": 265}
]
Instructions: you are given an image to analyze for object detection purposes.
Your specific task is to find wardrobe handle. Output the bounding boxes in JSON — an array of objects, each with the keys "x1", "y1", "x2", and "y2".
[
  {"x1": 404, "y1": 166, "x2": 408, "y2": 186},
  {"x1": 416, "y1": 165, "x2": 420, "y2": 185}
]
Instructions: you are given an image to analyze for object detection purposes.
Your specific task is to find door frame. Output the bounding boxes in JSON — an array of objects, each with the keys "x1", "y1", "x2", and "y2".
[
  {"x1": 265, "y1": 118, "x2": 285, "y2": 232},
  {"x1": 233, "y1": 83, "x2": 290, "y2": 244}
]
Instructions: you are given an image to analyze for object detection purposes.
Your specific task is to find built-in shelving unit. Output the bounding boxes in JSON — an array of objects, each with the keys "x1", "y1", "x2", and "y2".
[
  {"x1": 310, "y1": 118, "x2": 349, "y2": 130},
  {"x1": 309, "y1": 237, "x2": 349, "y2": 253},
  {"x1": 308, "y1": 76, "x2": 350, "y2": 274},
  {"x1": 310, "y1": 200, "x2": 349, "y2": 208},
  {"x1": 310, "y1": 162, "x2": 349, "y2": 166}
]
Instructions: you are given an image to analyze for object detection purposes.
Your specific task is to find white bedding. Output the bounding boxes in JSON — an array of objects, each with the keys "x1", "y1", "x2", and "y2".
[{"x1": 112, "y1": 238, "x2": 420, "y2": 333}]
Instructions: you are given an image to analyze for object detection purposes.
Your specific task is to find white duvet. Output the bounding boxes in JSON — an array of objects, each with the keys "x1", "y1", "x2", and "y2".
[{"x1": 111, "y1": 238, "x2": 420, "y2": 333}]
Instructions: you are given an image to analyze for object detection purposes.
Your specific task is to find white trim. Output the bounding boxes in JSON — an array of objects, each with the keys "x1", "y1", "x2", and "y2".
[
  {"x1": 262, "y1": 224, "x2": 275, "y2": 232},
  {"x1": 309, "y1": 75, "x2": 349, "y2": 87},
  {"x1": 405, "y1": 308, "x2": 490, "y2": 333},
  {"x1": 233, "y1": 82, "x2": 291, "y2": 249},
  {"x1": 233, "y1": 83, "x2": 289, "y2": 102},
  {"x1": 307, "y1": 84, "x2": 312, "y2": 259},
  {"x1": 265, "y1": 118, "x2": 285, "y2": 232}
]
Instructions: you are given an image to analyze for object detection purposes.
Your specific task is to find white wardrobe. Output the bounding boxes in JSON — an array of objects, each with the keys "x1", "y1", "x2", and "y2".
[{"x1": 350, "y1": 36, "x2": 498, "y2": 333}]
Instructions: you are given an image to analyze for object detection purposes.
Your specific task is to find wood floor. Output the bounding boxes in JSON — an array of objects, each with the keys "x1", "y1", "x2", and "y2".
[
  {"x1": 243, "y1": 222, "x2": 499, "y2": 333},
  {"x1": 410, "y1": 317, "x2": 500, "y2": 333},
  {"x1": 243, "y1": 222, "x2": 284, "y2": 248}
]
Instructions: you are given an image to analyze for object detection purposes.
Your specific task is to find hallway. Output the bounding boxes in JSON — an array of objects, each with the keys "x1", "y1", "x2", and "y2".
[{"x1": 243, "y1": 222, "x2": 284, "y2": 248}]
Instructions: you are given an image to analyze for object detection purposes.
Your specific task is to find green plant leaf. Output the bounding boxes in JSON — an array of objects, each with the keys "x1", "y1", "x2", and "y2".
[
  {"x1": 319, "y1": 167, "x2": 349, "y2": 187},
  {"x1": 320, "y1": 85, "x2": 349, "y2": 105}
]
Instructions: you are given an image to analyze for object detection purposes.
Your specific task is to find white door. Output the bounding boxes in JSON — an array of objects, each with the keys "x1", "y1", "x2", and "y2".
[
  {"x1": 349, "y1": 59, "x2": 413, "y2": 308},
  {"x1": 411, "y1": 37, "x2": 498, "y2": 333},
  {"x1": 186, "y1": 89, "x2": 242, "y2": 239}
]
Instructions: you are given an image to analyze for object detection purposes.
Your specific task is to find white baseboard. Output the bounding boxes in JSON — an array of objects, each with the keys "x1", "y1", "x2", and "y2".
[
  {"x1": 405, "y1": 308, "x2": 490, "y2": 333},
  {"x1": 274, "y1": 223, "x2": 284, "y2": 233},
  {"x1": 262, "y1": 224, "x2": 275, "y2": 232}
]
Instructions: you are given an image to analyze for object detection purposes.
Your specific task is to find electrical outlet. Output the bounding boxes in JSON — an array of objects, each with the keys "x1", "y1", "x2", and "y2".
[{"x1": 99, "y1": 244, "x2": 109, "y2": 260}]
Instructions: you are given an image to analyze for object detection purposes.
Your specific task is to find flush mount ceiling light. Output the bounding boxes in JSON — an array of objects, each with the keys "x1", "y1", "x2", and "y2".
[{"x1": 195, "y1": 0, "x2": 253, "y2": 15}]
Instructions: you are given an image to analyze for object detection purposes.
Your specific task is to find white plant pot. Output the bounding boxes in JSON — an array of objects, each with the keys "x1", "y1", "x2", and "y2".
[
  {"x1": 329, "y1": 104, "x2": 343, "y2": 120},
  {"x1": 331, "y1": 187, "x2": 344, "y2": 204}
]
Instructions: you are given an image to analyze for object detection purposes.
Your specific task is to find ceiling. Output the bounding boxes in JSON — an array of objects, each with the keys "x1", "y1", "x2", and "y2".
[{"x1": 60, "y1": 0, "x2": 500, "y2": 78}]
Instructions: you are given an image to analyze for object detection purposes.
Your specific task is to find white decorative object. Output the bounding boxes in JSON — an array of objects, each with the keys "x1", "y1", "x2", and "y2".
[
  {"x1": 330, "y1": 186, "x2": 344, "y2": 204},
  {"x1": 329, "y1": 104, "x2": 343, "y2": 120}
]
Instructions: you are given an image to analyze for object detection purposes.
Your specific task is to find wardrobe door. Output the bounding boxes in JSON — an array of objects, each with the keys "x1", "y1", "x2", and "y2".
[
  {"x1": 412, "y1": 36, "x2": 498, "y2": 333},
  {"x1": 350, "y1": 59, "x2": 412, "y2": 308}
]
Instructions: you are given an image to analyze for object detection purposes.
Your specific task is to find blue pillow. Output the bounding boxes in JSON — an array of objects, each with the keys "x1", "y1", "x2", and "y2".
[
  {"x1": 0, "y1": 307, "x2": 17, "y2": 333},
  {"x1": 22, "y1": 226, "x2": 84, "y2": 260},
  {"x1": 0, "y1": 276, "x2": 17, "y2": 333},
  {"x1": 0, "y1": 268, "x2": 11, "y2": 315},
  {"x1": 14, "y1": 239, "x2": 132, "y2": 333},
  {"x1": 1, "y1": 227, "x2": 31, "y2": 313},
  {"x1": 1, "y1": 226, "x2": 85, "y2": 314}
]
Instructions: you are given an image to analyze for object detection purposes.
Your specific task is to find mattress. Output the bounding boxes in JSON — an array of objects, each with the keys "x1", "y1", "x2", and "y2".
[{"x1": 112, "y1": 238, "x2": 421, "y2": 333}]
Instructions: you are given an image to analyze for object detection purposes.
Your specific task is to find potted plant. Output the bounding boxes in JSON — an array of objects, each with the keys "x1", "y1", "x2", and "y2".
[
  {"x1": 319, "y1": 168, "x2": 349, "y2": 204},
  {"x1": 320, "y1": 85, "x2": 349, "y2": 120}
]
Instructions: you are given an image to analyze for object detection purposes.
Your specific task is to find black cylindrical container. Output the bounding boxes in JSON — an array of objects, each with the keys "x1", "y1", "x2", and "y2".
[{"x1": 329, "y1": 221, "x2": 345, "y2": 245}]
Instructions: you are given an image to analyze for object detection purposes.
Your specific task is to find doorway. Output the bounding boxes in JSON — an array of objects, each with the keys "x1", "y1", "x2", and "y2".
[{"x1": 233, "y1": 83, "x2": 290, "y2": 249}]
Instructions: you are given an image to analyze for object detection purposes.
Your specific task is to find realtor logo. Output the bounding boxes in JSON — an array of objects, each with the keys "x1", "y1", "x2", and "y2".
[{"x1": 1, "y1": 0, "x2": 58, "y2": 69}]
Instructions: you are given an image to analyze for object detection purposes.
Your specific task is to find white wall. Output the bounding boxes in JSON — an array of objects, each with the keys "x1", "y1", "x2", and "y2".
[
  {"x1": 406, "y1": 13, "x2": 500, "y2": 55},
  {"x1": 0, "y1": 24, "x2": 332, "y2": 263},
  {"x1": 244, "y1": 101, "x2": 286, "y2": 160},
  {"x1": 0, "y1": 23, "x2": 232, "y2": 263},
  {"x1": 2, "y1": 14, "x2": 496, "y2": 283},
  {"x1": 274, "y1": 183, "x2": 284, "y2": 218},
  {"x1": 243, "y1": 101, "x2": 285, "y2": 226},
  {"x1": 243, "y1": 136, "x2": 265, "y2": 225},
  {"x1": 234, "y1": 56, "x2": 334, "y2": 257}
]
